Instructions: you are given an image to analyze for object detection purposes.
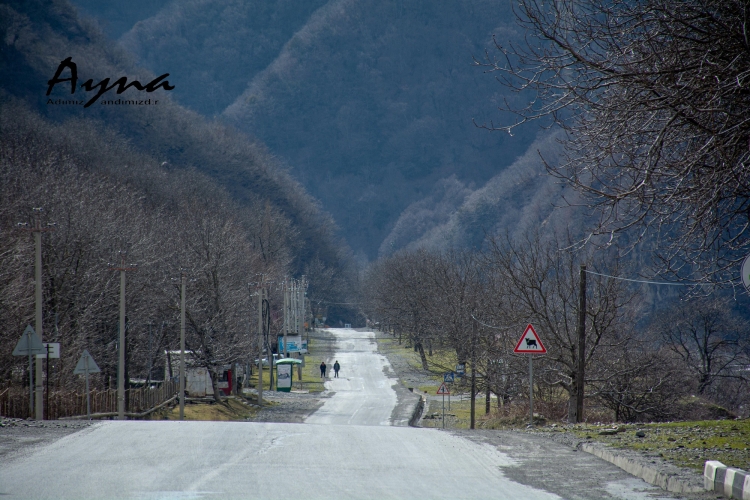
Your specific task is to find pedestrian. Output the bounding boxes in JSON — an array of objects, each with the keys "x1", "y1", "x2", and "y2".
[
  {"x1": 320, "y1": 361, "x2": 327, "y2": 378},
  {"x1": 333, "y1": 360, "x2": 340, "y2": 378}
]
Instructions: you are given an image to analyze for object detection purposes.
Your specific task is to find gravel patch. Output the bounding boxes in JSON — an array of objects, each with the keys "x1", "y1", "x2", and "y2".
[{"x1": 0, "y1": 416, "x2": 95, "y2": 464}]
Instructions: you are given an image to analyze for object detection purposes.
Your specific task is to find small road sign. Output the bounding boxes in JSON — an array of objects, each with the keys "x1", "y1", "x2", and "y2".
[
  {"x1": 12, "y1": 325, "x2": 45, "y2": 356},
  {"x1": 436, "y1": 382, "x2": 450, "y2": 395},
  {"x1": 443, "y1": 372, "x2": 454, "y2": 383},
  {"x1": 74, "y1": 350, "x2": 100, "y2": 420},
  {"x1": 74, "y1": 350, "x2": 101, "y2": 375},
  {"x1": 36, "y1": 342, "x2": 60, "y2": 359},
  {"x1": 742, "y1": 255, "x2": 750, "y2": 291},
  {"x1": 513, "y1": 324, "x2": 547, "y2": 354},
  {"x1": 455, "y1": 363, "x2": 465, "y2": 376}
]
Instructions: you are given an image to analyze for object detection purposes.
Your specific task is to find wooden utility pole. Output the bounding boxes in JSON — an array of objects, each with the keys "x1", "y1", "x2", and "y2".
[
  {"x1": 179, "y1": 273, "x2": 186, "y2": 420},
  {"x1": 256, "y1": 285, "x2": 265, "y2": 406},
  {"x1": 575, "y1": 264, "x2": 587, "y2": 423},
  {"x1": 19, "y1": 208, "x2": 55, "y2": 420},
  {"x1": 110, "y1": 254, "x2": 136, "y2": 420},
  {"x1": 470, "y1": 319, "x2": 477, "y2": 430}
]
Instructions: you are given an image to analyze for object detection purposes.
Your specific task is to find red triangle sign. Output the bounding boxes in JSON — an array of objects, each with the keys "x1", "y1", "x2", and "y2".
[
  {"x1": 514, "y1": 324, "x2": 547, "y2": 354},
  {"x1": 436, "y1": 382, "x2": 450, "y2": 395}
]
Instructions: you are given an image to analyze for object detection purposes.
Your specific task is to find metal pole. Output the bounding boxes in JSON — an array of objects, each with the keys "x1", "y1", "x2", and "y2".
[
  {"x1": 34, "y1": 228, "x2": 43, "y2": 420},
  {"x1": 180, "y1": 274, "x2": 186, "y2": 420},
  {"x1": 257, "y1": 287, "x2": 263, "y2": 406},
  {"x1": 470, "y1": 320, "x2": 476, "y2": 430},
  {"x1": 85, "y1": 354, "x2": 91, "y2": 421},
  {"x1": 46, "y1": 344, "x2": 50, "y2": 420},
  {"x1": 283, "y1": 280, "x2": 288, "y2": 359},
  {"x1": 529, "y1": 354, "x2": 534, "y2": 426},
  {"x1": 118, "y1": 267, "x2": 126, "y2": 420},
  {"x1": 576, "y1": 264, "x2": 587, "y2": 423},
  {"x1": 28, "y1": 345, "x2": 33, "y2": 418},
  {"x1": 442, "y1": 392, "x2": 445, "y2": 429}
]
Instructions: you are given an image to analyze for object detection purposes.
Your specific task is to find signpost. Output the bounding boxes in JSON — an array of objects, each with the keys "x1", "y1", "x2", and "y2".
[
  {"x1": 73, "y1": 350, "x2": 100, "y2": 420},
  {"x1": 513, "y1": 324, "x2": 547, "y2": 426},
  {"x1": 12, "y1": 325, "x2": 46, "y2": 417},
  {"x1": 38, "y1": 342, "x2": 60, "y2": 420},
  {"x1": 455, "y1": 363, "x2": 465, "y2": 377},
  {"x1": 437, "y1": 382, "x2": 450, "y2": 428},
  {"x1": 443, "y1": 372, "x2": 454, "y2": 410}
]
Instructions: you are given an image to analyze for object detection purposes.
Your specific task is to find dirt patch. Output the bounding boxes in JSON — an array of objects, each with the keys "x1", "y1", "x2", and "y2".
[{"x1": 0, "y1": 417, "x2": 94, "y2": 464}]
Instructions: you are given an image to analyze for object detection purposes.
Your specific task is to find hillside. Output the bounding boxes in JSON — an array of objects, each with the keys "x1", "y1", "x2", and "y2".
[
  {"x1": 0, "y1": 0, "x2": 350, "y2": 277},
  {"x1": 111, "y1": 0, "x2": 543, "y2": 259}
]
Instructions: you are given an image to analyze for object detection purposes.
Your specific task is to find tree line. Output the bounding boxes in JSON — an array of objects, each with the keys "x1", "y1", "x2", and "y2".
[
  {"x1": 364, "y1": 233, "x2": 750, "y2": 422},
  {"x1": 0, "y1": 97, "x2": 335, "y2": 400}
]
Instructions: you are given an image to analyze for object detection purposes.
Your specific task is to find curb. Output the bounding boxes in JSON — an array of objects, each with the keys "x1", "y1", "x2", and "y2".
[
  {"x1": 408, "y1": 394, "x2": 426, "y2": 427},
  {"x1": 704, "y1": 460, "x2": 750, "y2": 499},
  {"x1": 580, "y1": 442, "x2": 706, "y2": 494}
]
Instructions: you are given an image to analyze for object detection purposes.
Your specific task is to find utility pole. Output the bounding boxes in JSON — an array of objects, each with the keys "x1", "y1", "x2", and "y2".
[
  {"x1": 283, "y1": 279, "x2": 289, "y2": 358},
  {"x1": 575, "y1": 264, "x2": 587, "y2": 423},
  {"x1": 110, "y1": 253, "x2": 136, "y2": 420},
  {"x1": 19, "y1": 208, "x2": 55, "y2": 420},
  {"x1": 180, "y1": 272, "x2": 186, "y2": 420},
  {"x1": 257, "y1": 285, "x2": 265, "y2": 406},
  {"x1": 470, "y1": 319, "x2": 477, "y2": 430}
]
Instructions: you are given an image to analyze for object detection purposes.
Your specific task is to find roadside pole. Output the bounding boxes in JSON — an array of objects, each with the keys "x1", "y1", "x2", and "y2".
[
  {"x1": 110, "y1": 254, "x2": 136, "y2": 420},
  {"x1": 437, "y1": 382, "x2": 449, "y2": 429},
  {"x1": 513, "y1": 324, "x2": 547, "y2": 427},
  {"x1": 73, "y1": 350, "x2": 100, "y2": 421},
  {"x1": 528, "y1": 354, "x2": 533, "y2": 426},
  {"x1": 576, "y1": 264, "x2": 587, "y2": 423},
  {"x1": 180, "y1": 273, "x2": 186, "y2": 420},
  {"x1": 257, "y1": 286, "x2": 264, "y2": 406}
]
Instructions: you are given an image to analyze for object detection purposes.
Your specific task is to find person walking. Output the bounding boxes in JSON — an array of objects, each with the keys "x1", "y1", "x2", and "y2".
[
  {"x1": 333, "y1": 360, "x2": 340, "y2": 378},
  {"x1": 320, "y1": 361, "x2": 327, "y2": 378}
]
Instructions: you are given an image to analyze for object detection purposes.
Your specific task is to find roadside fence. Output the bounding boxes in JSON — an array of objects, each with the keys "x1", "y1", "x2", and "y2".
[{"x1": 0, "y1": 380, "x2": 177, "y2": 419}]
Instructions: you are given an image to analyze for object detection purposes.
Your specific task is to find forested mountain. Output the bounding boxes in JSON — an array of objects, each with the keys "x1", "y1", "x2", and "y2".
[
  {"x1": 97, "y1": 0, "x2": 543, "y2": 259},
  {"x1": 0, "y1": 0, "x2": 349, "y2": 277}
]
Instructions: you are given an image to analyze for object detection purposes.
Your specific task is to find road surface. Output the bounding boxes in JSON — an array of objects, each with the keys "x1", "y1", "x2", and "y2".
[
  {"x1": 0, "y1": 329, "x2": 688, "y2": 499},
  {"x1": 305, "y1": 328, "x2": 397, "y2": 425}
]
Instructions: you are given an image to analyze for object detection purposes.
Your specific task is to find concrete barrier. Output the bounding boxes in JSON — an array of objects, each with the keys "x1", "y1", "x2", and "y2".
[
  {"x1": 704, "y1": 460, "x2": 750, "y2": 499},
  {"x1": 580, "y1": 442, "x2": 705, "y2": 494}
]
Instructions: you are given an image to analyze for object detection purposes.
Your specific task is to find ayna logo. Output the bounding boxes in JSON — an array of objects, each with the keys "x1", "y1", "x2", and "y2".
[{"x1": 46, "y1": 57, "x2": 175, "y2": 108}]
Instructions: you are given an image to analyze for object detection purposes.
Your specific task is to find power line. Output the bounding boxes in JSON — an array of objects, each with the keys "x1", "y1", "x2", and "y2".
[{"x1": 583, "y1": 269, "x2": 707, "y2": 286}]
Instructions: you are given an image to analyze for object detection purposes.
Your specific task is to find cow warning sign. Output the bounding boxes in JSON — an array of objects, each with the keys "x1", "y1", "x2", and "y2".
[{"x1": 513, "y1": 324, "x2": 547, "y2": 354}]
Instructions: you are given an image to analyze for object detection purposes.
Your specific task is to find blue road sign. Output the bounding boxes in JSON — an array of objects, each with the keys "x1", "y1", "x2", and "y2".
[{"x1": 444, "y1": 372, "x2": 454, "y2": 383}]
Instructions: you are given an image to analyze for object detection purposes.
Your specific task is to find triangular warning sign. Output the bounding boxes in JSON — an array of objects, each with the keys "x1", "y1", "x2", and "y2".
[
  {"x1": 513, "y1": 324, "x2": 547, "y2": 354},
  {"x1": 436, "y1": 382, "x2": 450, "y2": 395},
  {"x1": 12, "y1": 325, "x2": 45, "y2": 356},
  {"x1": 73, "y1": 350, "x2": 101, "y2": 375}
]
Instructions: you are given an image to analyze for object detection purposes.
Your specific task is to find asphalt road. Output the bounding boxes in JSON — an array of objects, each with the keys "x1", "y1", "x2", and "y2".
[
  {"x1": 0, "y1": 329, "x2": 690, "y2": 499},
  {"x1": 305, "y1": 328, "x2": 397, "y2": 425}
]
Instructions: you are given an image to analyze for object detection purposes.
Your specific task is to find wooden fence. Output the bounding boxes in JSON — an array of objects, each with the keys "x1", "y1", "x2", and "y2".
[{"x1": 0, "y1": 381, "x2": 178, "y2": 420}]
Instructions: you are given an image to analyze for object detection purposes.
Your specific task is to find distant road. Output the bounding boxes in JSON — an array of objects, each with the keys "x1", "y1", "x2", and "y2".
[
  {"x1": 305, "y1": 328, "x2": 397, "y2": 425},
  {"x1": 0, "y1": 329, "x2": 681, "y2": 500}
]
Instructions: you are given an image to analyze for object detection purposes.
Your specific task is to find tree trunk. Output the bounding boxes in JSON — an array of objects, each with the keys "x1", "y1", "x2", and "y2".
[
  {"x1": 210, "y1": 370, "x2": 223, "y2": 404},
  {"x1": 567, "y1": 376, "x2": 577, "y2": 423},
  {"x1": 417, "y1": 342, "x2": 429, "y2": 370}
]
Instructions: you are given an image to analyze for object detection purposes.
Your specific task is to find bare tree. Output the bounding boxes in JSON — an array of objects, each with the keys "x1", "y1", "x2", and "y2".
[
  {"x1": 485, "y1": 232, "x2": 636, "y2": 422},
  {"x1": 481, "y1": 0, "x2": 750, "y2": 284},
  {"x1": 657, "y1": 297, "x2": 749, "y2": 395}
]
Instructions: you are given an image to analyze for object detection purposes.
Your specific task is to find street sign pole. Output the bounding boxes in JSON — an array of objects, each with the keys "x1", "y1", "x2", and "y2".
[
  {"x1": 13, "y1": 326, "x2": 45, "y2": 417},
  {"x1": 442, "y1": 392, "x2": 445, "y2": 429},
  {"x1": 529, "y1": 354, "x2": 533, "y2": 426},
  {"x1": 513, "y1": 324, "x2": 546, "y2": 427},
  {"x1": 74, "y1": 350, "x2": 100, "y2": 421},
  {"x1": 85, "y1": 354, "x2": 91, "y2": 420}
]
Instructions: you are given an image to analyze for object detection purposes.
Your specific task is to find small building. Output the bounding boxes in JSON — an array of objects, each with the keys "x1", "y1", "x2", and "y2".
[{"x1": 164, "y1": 351, "x2": 233, "y2": 397}]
